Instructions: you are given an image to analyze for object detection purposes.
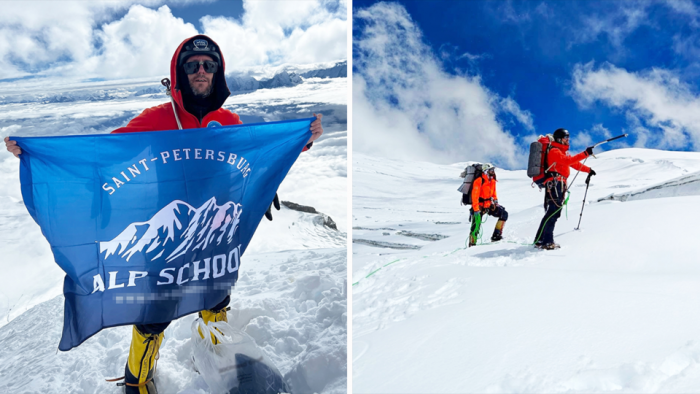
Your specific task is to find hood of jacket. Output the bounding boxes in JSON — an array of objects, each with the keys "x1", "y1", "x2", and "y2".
[
  {"x1": 551, "y1": 141, "x2": 570, "y2": 152},
  {"x1": 169, "y1": 35, "x2": 231, "y2": 117}
]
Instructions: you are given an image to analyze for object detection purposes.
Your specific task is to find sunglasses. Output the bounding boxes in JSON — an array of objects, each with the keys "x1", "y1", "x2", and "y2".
[{"x1": 182, "y1": 60, "x2": 218, "y2": 75}]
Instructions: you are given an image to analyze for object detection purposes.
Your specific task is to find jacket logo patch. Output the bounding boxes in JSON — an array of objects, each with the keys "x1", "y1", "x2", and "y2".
[
  {"x1": 193, "y1": 39, "x2": 209, "y2": 51},
  {"x1": 207, "y1": 121, "x2": 222, "y2": 128}
]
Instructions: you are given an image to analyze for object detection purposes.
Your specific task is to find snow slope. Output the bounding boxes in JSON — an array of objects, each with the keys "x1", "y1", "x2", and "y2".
[
  {"x1": 0, "y1": 248, "x2": 346, "y2": 394},
  {"x1": 353, "y1": 149, "x2": 700, "y2": 393},
  {"x1": 0, "y1": 76, "x2": 347, "y2": 393}
]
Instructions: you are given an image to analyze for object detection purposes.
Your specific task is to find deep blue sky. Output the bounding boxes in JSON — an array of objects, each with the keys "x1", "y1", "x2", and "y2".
[
  {"x1": 169, "y1": 1, "x2": 245, "y2": 26},
  {"x1": 353, "y1": 0, "x2": 700, "y2": 152},
  {"x1": 108, "y1": 1, "x2": 245, "y2": 28}
]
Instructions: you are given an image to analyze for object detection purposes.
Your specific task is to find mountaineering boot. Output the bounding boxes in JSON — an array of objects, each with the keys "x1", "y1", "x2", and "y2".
[
  {"x1": 491, "y1": 220, "x2": 505, "y2": 242},
  {"x1": 123, "y1": 326, "x2": 163, "y2": 394},
  {"x1": 539, "y1": 243, "x2": 560, "y2": 250},
  {"x1": 198, "y1": 306, "x2": 230, "y2": 344}
]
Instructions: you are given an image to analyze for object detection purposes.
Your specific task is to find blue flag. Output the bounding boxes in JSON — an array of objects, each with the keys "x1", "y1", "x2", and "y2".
[{"x1": 14, "y1": 118, "x2": 312, "y2": 351}]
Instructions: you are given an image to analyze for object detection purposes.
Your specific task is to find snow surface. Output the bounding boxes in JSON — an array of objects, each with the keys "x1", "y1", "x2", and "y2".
[
  {"x1": 0, "y1": 76, "x2": 347, "y2": 393},
  {"x1": 353, "y1": 149, "x2": 700, "y2": 393}
]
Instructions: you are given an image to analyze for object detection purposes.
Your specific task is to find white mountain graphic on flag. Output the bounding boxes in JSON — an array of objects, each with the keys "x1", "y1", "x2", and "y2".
[{"x1": 100, "y1": 197, "x2": 242, "y2": 263}]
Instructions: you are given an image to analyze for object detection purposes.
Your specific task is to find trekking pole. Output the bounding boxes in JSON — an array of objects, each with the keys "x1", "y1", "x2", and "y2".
[
  {"x1": 575, "y1": 173, "x2": 593, "y2": 230},
  {"x1": 573, "y1": 134, "x2": 627, "y2": 228},
  {"x1": 161, "y1": 78, "x2": 183, "y2": 130}
]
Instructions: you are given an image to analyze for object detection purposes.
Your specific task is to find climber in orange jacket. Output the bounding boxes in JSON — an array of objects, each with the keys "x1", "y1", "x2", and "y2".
[{"x1": 469, "y1": 163, "x2": 508, "y2": 247}]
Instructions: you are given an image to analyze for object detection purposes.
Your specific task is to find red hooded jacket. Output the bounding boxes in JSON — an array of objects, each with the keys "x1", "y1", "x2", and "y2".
[
  {"x1": 111, "y1": 35, "x2": 241, "y2": 133},
  {"x1": 546, "y1": 141, "x2": 591, "y2": 181}
]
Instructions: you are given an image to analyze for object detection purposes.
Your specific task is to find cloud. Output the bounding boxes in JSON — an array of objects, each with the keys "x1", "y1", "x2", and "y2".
[
  {"x1": 457, "y1": 52, "x2": 485, "y2": 62},
  {"x1": 570, "y1": 124, "x2": 614, "y2": 151},
  {"x1": 498, "y1": 97, "x2": 534, "y2": 131},
  {"x1": 0, "y1": 0, "x2": 179, "y2": 79},
  {"x1": 535, "y1": 2, "x2": 554, "y2": 19},
  {"x1": 75, "y1": 5, "x2": 199, "y2": 79},
  {"x1": 497, "y1": 1, "x2": 533, "y2": 25},
  {"x1": 353, "y1": 2, "x2": 528, "y2": 168},
  {"x1": 566, "y1": 1, "x2": 700, "y2": 57},
  {"x1": 571, "y1": 3, "x2": 649, "y2": 50},
  {"x1": 203, "y1": 0, "x2": 347, "y2": 70},
  {"x1": 0, "y1": 0, "x2": 346, "y2": 80},
  {"x1": 665, "y1": 0, "x2": 700, "y2": 20},
  {"x1": 352, "y1": 76, "x2": 439, "y2": 162},
  {"x1": 571, "y1": 62, "x2": 700, "y2": 150}
]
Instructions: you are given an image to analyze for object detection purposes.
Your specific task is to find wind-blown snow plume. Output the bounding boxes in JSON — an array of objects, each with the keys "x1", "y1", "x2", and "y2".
[{"x1": 353, "y1": 2, "x2": 527, "y2": 169}]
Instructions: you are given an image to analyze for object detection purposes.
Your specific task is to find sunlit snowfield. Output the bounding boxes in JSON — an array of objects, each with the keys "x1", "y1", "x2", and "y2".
[
  {"x1": 0, "y1": 75, "x2": 347, "y2": 393},
  {"x1": 353, "y1": 149, "x2": 700, "y2": 393}
]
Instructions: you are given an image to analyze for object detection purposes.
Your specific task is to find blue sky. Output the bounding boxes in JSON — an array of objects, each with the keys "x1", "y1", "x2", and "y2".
[
  {"x1": 170, "y1": 1, "x2": 245, "y2": 25},
  {"x1": 353, "y1": 0, "x2": 700, "y2": 168},
  {"x1": 108, "y1": 1, "x2": 245, "y2": 28},
  {"x1": 0, "y1": 0, "x2": 346, "y2": 81}
]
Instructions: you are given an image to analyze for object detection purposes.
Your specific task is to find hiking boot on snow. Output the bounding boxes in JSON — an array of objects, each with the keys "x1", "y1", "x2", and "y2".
[
  {"x1": 491, "y1": 228, "x2": 503, "y2": 242},
  {"x1": 123, "y1": 326, "x2": 163, "y2": 394},
  {"x1": 534, "y1": 242, "x2": 560, "y2": 250}
]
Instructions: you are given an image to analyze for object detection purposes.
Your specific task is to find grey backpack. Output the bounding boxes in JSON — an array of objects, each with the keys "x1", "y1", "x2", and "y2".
[{"x1": 458, "y1": 164, "x2": 483, "y2": 205}]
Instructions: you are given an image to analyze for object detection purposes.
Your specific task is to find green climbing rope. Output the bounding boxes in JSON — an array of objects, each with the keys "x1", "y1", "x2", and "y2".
[{"x1": 352, "y1": 258, "x2": 404, "y2": 286}]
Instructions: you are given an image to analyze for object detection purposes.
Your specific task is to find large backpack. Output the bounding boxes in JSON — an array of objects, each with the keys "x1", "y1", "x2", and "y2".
[
  {"x1": 458, "y1": 164, "x2": 483, "y2": 205},
  {"x1": 527, "y1": 134, "x2": 554, "y2": 188}
]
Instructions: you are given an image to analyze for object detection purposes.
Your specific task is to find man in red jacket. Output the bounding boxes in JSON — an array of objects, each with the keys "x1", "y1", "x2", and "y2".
[
  {"x1": 534, "y1": 128, "x2": 595, "y2": 250},
  {"x1": 5, "y1": 34, "x2": 324, "y2": 394},
  {"x1": 469, "y1": 164, "x2": 508, "y2": 247}
]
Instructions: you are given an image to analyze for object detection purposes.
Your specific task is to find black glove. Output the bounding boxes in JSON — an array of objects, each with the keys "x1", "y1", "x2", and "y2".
[
  {"x1": 585, "y1": 170, "x2": 596, "y2": 185},
  {"x1": 264, "y1": 193, "x2": 281, "y2": 221},
  {"x1": 585, "y1": 146, "x2": 594, "y2": 156}
]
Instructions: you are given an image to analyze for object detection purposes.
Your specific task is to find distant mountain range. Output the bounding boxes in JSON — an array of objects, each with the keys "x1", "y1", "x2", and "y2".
[
  {"x1": 0, "y1": 61, "x2": 347, "y2": 105},
  {"x1": 227, "y1": 60, "x2": 347, "y2": 94}
]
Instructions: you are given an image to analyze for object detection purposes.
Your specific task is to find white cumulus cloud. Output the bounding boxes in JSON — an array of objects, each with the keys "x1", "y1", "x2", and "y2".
[
  {"x1": 572, "y1": 62, "x2": 700, "y2": 150},
  {"x1": 79, "y1": 5, "x2": 199, "y2": 79},
  {"x1": 353, "y1": 2, "x2": 527, "y2": 169},
  {"x1": 0, "y1": 0, "x2": 180, "y2": 79},
  {"x1": 202, "y1": 0, "x2": 346, "y2": 70},
  {"x1": 570, "y1": 123, "x2": 617, "y2": 151},
  {"x1": 0, "y1": 0, "x2": 346, "y2": 80}
]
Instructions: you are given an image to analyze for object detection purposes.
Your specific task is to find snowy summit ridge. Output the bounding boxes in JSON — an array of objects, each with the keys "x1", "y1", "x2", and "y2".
[{"x1": 99, "y1": 197, "x2": 242, "y2": 263}]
